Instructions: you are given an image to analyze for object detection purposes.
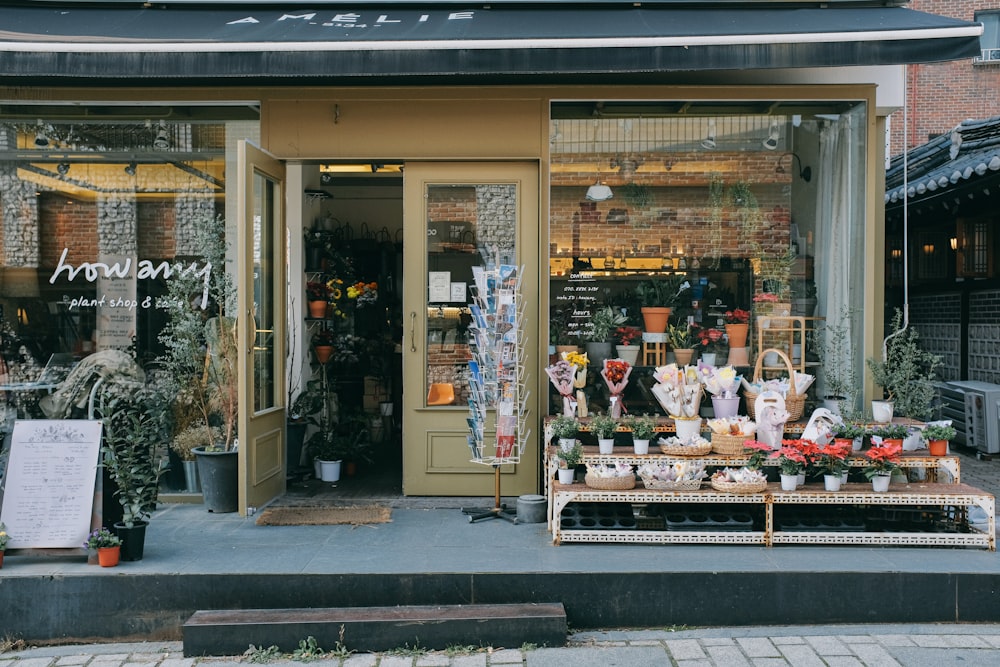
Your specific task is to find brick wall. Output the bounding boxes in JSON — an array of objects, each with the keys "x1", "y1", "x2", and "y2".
[{"x1": 890, "y1": 1, "x2": 1000, "y2": 155}]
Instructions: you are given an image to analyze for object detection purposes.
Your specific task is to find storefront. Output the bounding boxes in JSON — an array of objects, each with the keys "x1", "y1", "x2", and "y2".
[{"x1": 0, "y1": 1, "x2": 982, "y2": 514}]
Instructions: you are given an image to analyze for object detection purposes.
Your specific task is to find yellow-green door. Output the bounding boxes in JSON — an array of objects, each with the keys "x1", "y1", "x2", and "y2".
[
  {"x1": 402, "y1": 162, "x2": 540, "y2": 496},
  {"x1": 237, "y1": 141, "x2": 287, "y2": 514}
]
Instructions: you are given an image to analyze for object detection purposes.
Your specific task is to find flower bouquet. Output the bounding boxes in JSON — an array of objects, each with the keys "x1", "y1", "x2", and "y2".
[
  {"x1": 600, "y1": 358, "x2": 632, "y2": 418},
  {"x1": 700, "y1": 363, "x2": 743, "y2": 418},
  {"x1": 545, "y1": 360, "x2": 578, "y2": 416},
  {"x1": 561, "y1": 350, "x2": 589, "y2": 389},
  {"x1": 347, "y1": 281, "x2": 378, "y2": 307},
  {"x1": 651, "y1": 363, "x2": 703, "y2": 418},
  {"x1": 584, "y1": 462, "x2": 636, "y2": 490},
  {"x1": 706, "y1": 416, "x2": 757, "y2": 455},
  {"x1": 710, "y1": 466, "x2": 768, "y2": 494},
  {"x1": 657, "y1": 434, "x2": 712, "y2": 456},
  {"x1": 637, "y1": 460, "x2": 707, "y2": 490}
]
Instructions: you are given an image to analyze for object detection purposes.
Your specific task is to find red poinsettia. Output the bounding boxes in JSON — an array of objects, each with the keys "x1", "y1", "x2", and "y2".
[
  {"x1": 723, "y1": 308, "x2": 751, "y2": 324},
  {"x1": 864, "y1": 439, "x2": 902, "y2": 478},
  {"x1": 616, "y1": 326, "x2": 643, "y2": 346},
  {"x1": 697, "y1": 327, "x2": 725, "y2": 352}
]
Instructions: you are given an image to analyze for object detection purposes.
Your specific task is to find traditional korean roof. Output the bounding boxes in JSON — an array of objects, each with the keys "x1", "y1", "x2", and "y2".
[{"x1": 885, "y1": 116, "x2": 1000, "y2": 212}]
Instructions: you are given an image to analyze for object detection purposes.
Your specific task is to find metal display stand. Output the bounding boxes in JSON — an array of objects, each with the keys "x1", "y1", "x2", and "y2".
[{"x1": 462, "y1": 261, "x2": 530, "y2": 523}]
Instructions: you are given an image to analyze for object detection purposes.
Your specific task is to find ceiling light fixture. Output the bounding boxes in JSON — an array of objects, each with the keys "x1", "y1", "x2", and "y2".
[
  {"x1": 153, "y1": 121, "x2": 170, "y2": 150},
  {"x1": 56, "y1": 162, "x2": 70, "y2": 176},
  {"x1": 701, "y1": 119, "x2": 717, "y2": 150},
  {"x1": 762, "y1": 121, "x2": 781, "y2": 150}
]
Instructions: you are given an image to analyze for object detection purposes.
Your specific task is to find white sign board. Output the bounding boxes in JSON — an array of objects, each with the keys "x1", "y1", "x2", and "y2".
[{"x1": 0, "y1": 420, "x2": 103, "y2": 549}]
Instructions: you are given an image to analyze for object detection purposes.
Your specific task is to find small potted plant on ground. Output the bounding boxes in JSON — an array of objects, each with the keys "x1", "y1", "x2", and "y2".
[
  {"x1": 624, "y1": 413, "x2": 656, "y2": 455},
  {"x1": 589, "y1": 413, "x2": 618, "y2": 454},
  {"x1": 555, "y1": 440, "x2": 583, "y2": 485},
  {"x1": 922, "y1": 423, "x2": 957, "y2": 456},
  {"x1": 84, "y1": 527, "x2": 123, "y2": 567},
  {"x1": 866, "y1": 309, "x2": 942, "y2": 423},
  {"x1": 864, "y1": 438, "x2": 902, "y2": 492},
  {"x1": 551, "y1": 414, "x2": 581, "y2": 451}
]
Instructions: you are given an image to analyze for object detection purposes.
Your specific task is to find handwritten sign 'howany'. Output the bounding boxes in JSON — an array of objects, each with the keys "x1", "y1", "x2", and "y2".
[{"x1": 0, "y1": 420, "x2": 103, "y2": 549}]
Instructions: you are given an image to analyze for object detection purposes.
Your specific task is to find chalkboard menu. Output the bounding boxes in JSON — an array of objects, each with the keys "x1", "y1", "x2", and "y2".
[{"x1": 0, "y1": 420, "x2": 103, "y2": 549}]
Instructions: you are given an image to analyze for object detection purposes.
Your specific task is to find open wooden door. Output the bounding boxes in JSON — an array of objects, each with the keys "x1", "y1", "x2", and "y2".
[{"x1": 236, "y1": 141, "x2": 287, "y2": 515}]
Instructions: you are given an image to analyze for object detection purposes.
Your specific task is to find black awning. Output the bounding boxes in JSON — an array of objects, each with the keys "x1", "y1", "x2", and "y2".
[{"x1": 0, "y1": 5, "x2": 982, "y2": 82}]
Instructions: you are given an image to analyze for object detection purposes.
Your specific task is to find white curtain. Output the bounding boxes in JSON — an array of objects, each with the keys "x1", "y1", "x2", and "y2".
[{"x1": 813, "y1": 106, "x2": 866, "y2": 411}]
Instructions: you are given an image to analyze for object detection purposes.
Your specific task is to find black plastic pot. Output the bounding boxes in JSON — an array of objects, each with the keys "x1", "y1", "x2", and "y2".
[
  {"x1": 114, "y1": 520, "x2": 148, "y2": 561},
  {"x1": 193, "y1": 447, "x2": 238, "y2": 513}
]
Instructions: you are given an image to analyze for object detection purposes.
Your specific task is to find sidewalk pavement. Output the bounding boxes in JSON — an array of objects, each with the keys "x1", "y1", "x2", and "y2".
[{"x1": 5, "y1": 624, "x2": 1000, "y2": 667}]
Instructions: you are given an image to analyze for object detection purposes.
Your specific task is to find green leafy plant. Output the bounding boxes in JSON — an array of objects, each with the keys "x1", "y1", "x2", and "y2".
[
  {"x1": 552, "y1": 415, "x2": 581, "y2": 439},
  {"x1": 666, "y1": 323, "x2": 696, "y2": 349},
  {"x1": 556, "y1": 441, "x2": 584, "y2": 469},
  {"x1": 243, "y1": 644, "x2": 281, "y2": 663},
  {"x1": 96, "y1": 383, "x2": 170, "y2": 527},
  {"x1": 832, "y1": 422, "x2": 866, "y2": 440},
  {"x1": 589, "y1": 413, "x2": 618, "y2": 439},
  {"x1": 292, "y1": 636, "x2": 325, "y2": 661},
  {"x1": 624, "y1": 414, "x2": 656, "y2": 440},
  {"x1": 171, "y1": 423, "x2": 222, "y2": 462},
  {"x1": 635, "y1": 275, "x2": 689, "y2": 308},
  {"x1": 922, "y1": 424, "x2": 957, "y2": 442},
  {"x1": 818, "y1": 306, "x2": 861, "y2": 416},
  {"x1": 584, "y1": 306, "x2": 626, "y2": 343},
  {"x1": 871, "y1": 424, "x2": 909, "y2": 440},
  {"x1": 866, "y1": 309, "x2": 942, "y2": 420}
]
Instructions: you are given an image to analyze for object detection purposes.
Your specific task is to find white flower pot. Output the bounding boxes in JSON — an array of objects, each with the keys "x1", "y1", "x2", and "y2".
[
  {"x1": 711, "y1": 396, "x2": 741, "y2": 419},
  {"x1": 598, "y1": 438, "x2": 615, "y2": 454},
  {"x1": 823, "y1": 474, "x2": 842, "y2": 492},
  {"x1": 557, "y1": 468, "x2": 576, "y2": 485},
  {"x1": 871, "y1": 400, "x2": 894, "y2": 423},
  {"x1": 840, "y1": 470, "x2": 849, "y2": 484},
  {"x1": 615, "y1": 345, "x2": 640, "y2": 366},
  {"x1": 319, "y1": 459, "x2": 342, "y2": 482},
  {"x1": 673, "y1": 416, "x2": 702, "y2": 441},
  {"x1": 780, "y1": 474, "x2": 798, "y2": 491},
  {"x1": 797, "y1": 472, "x2": 806, "y2": 486},
  {"x1": 902, "y1": 432, "x2": 923, "y2": 451},
  {"x1": 558, "y1": 437, "x2": 576, "y2": 452},
  {"x1": 633, "y1": 438, "x2": 650, "y2": 455},
  {"x1": 852, "y1": 436, "x2": 863, "y2": 452},
  {"x1": 701, "y1": 352, "x2": 717, "y2": 366},
  {"x1": 871, "y1": 474, "x2": 891, "y2": 492}
]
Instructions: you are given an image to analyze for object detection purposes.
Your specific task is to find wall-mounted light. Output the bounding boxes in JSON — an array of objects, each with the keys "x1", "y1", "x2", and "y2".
[
  {"x1": 923, "y1": 243, "x2": 935, "y2": 255},
  {"x1": 56, "y1": 162, "x2": 70, "y2": 176},
  {"x1": 124, "y1": 161, "x2": 137, "y2": 176},
  {"x1": 776, "y1": 153, "x2": 812, "y2": 182},
  {"x1": 950, "y1": 237, "x2": 959, "y2": 251},
  {"x1": 701, "y1": 119, "x2": 717, "y2": 150},
  {"x1": 890, "y1": 248, "x2": 902, "y2": 259}
]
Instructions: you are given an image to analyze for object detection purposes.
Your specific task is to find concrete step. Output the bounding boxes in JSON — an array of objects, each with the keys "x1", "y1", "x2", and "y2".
[{"x1": 182, "y1": 602, "x2": 567, "y2": 656}]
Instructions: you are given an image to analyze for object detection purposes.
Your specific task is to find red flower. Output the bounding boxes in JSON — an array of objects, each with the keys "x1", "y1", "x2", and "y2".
[
  {"x1": 697, "y1": 327, "x2": 725, "y2": 350},
  {"x1": 723, "y1": 308, "x2": 751, "y2": 324},
  {"x1": 615, "y1": 326, "x2": 643, "y2": 346},
  {"x1": 604, "y1": 359, "x2": 630, "y2": 385}
]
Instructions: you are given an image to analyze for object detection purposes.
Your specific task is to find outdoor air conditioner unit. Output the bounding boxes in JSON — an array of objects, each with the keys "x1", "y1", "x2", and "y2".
[{"x1": 937, "y1": 381, "x2": 1000, "y2": 455}]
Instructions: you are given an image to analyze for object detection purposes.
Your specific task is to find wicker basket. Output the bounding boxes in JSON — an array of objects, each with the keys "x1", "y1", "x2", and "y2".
[
  {"x1": 710, "y1": 478, "x2": 768, "y2": 494},
  {"x1": 641, "y1": 477, "x2": 703, "y2": 491},
  {"x1": 743, "y1": 348, "x2": 805, "y2": 421},
  {"x1": 585, "y1": 473, "x2": 636, "y2": 490},
  {"x1": 659, "y1": 441, "x2": 712, "y2": 456},
  {"x1": 710, "y1": 432, "x2": 751, "y2": 456}
]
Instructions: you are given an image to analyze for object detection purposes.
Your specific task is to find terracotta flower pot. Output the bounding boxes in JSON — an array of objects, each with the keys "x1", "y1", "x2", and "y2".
[
  {"x1": 640, "y1": 307, "x2": 671, "y2": 334},
  {"x1": 673, "y1": 348, "x2": 695, "y2": 366},
  {"x1": 308, "y1": 300, "x2": 328, "y2": 319},
  {"x1": 928, "y1": 439, "x2": 948, "y2": 456},
  {"x1": 98, "y1": 546, "x2": 120, "y2": 567},
  {"x1": 314, "y1": 345, "x2": 334, "y2": 364},
  {"x1": 725, "y1": 323, "x2": 749, "y2": 348}
]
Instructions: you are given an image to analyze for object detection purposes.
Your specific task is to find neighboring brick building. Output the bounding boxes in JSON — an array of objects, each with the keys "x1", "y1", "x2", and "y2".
[{"x1": 889, "y1": 1, "x2": 1000, "y2": 156}]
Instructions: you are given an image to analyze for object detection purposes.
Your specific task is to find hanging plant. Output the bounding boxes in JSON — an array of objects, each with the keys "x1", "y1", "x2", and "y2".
[
  {"x1": 706, "y1": 175, "x2": 725, "y2": 269},
  {"x1": 620, "y1": 182, "x2": 652, "y2": 208}
]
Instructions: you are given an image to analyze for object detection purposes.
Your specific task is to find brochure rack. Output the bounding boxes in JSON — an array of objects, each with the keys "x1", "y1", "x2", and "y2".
[{"x1": 462, "y1": 261, "x2": 530, "y2": 523}]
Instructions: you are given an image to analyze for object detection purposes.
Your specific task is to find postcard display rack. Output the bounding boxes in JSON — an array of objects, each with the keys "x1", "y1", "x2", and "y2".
[{"x1": 462, "y1": 263, "x2": 530, "y2": 523}]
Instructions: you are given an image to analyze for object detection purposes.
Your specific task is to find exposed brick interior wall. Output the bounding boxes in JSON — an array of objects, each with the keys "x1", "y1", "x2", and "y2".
[
  {"x1": 910, "y1": 293, "x2": 962, "y2": 382},
  {"x1": 969, "y1": 290, "x2": 1000, "y2": 384},
  {"x1": 137, "y1": 202, "x2": 177, "y2": 260},
  {"x1": 889, "y1": 1, "x2": 1000, "y2": 156}
]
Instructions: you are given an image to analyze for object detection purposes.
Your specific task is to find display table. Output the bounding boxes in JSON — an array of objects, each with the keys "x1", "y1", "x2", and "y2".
[{"x1": 551, "y1": 481, "x2": 994, "y2": 550}]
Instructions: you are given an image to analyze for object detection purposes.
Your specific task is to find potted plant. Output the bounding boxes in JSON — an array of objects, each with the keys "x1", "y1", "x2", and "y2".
[
  {"x1": 615, "y1": 325, "x2": 642, "y2": 366},
  {"x1": 0, "y1": 522, "x2": 8, "y2": 569},
  {"x1": 84, "y1": 528, "x2": 122, "y2": 568},
  {"x1": 864, "y1": 438, "x2": 903, "y2": 492},
  {"x1": 551, "y1": 414, "x2": 581, "y2": 451},
  {"x1": 583, "y1": 306, "x2": 626, "y2": 366},
  {"x1": 636, "y1": 276, "x2": 689, "y2": 333},
  {"x1": 696, "y1": 326, "x2": 725, "y2": 366},
  {"x1": 771, "y1": 444, "x2": 808, "y2": 490},
  {"x1": 666, "y1": 322, "x2": 697, "y2": 366},
  {"x1": 866, "y1": 308, "x2": 942, "y2": 423},
  {"x1": 590, "y1": 413, "x2": 618, "y2": 454},
  {"x1": 815, "y1": 439, "x2": 852, "y2": 491},
  {"x1": 555, "y1": 440, "x2": 583, "y2": 485},
  {"x1": 871, "y1": 423, "x2": 909, "y2": 450},
  {"x1": 922, "y1": 423, "x2": 957, "y2": 456},
  {"x1": 95, "y1": 382, "x2": 169, "y2": 561},
  {"x1": 306, "y1": 281, "x2": 332, "y2": 318},
  {"x1": 171, "y1": 423, "x2": 222, "y2": 493},
  {"x1": 313, "y1": 328, "x2": 337, "y2": 364},
  {"x1": 723, "y1": 308, "x2": 751, "y2": 348},
  {"x1": 832, "y1": 421, "x2": 867, "y2": 452},
  {"x1": 307, "y1": 429, "x2": 347, "y2": 482},
  {"x1": 623, "y1": 413, "x2": 656, "y2": 455},
  {"x1": 158, "y1": 213, "x2": 240, "y2": 513}
]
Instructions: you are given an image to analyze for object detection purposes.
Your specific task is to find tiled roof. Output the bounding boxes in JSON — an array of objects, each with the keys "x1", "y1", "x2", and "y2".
[{"x1": 885, "y1": 115, "x2": 1000, "y2": 207}]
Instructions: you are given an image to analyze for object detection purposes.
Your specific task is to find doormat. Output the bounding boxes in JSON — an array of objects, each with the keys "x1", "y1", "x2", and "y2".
[{"x1": 255, "y1": 505, "x2": 392, "y2": 526}]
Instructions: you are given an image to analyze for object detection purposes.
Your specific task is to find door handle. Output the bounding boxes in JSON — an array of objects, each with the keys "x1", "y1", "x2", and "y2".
[
  {"x1": 410, "y1": 311, "x2": 417, "y2": 352},
  {"x1": 247, "y1": 306, "x2": 257, "y2": 356}
]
